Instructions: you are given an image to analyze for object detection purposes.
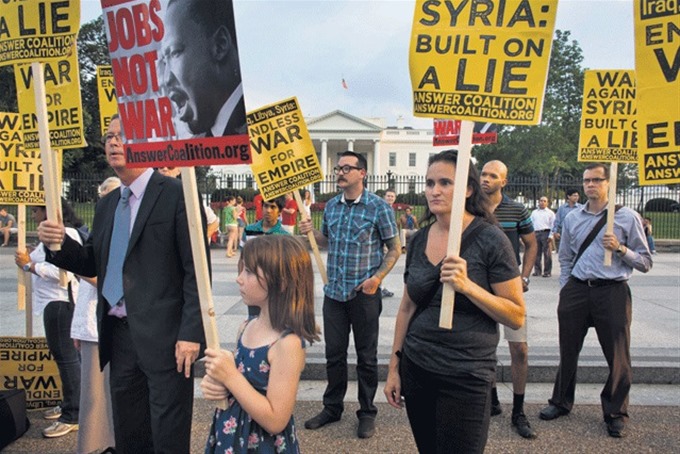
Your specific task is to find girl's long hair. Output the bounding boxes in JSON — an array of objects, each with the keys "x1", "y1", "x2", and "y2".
[
  {"x1": 419, "y1": 149, "x2": 495, "y2": 227},
  {"x1": 239, "y1": 235, "x2": 320, "y2": 344}
]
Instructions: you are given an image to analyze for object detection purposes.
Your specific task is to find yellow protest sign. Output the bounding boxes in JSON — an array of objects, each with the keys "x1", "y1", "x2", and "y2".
[
  {"x1": 578, "y1": 70, "x2": 637, "y2": 162},
  {"x1": 97, "y1": 65, "x2": 118, "y2": 135},
  {"x1": 248, "y1": 97, "x2": 323, "y2": 200},
  {"x1": 0, "y1": 337, "x2": 62, "y2": 410},
  {"x1": 0, "y1": 0, "x2": 79, "y2": 67},
  {"x1": 0, "y1": 112, "x2": 44, "y2": 205},
  {"x1": 634, "y1": 2, "x2": 680, "y2": 184},
  {"x1": 410, "y1": 0, "x2": 557, "y2": 125},
  {"x1": 16, "y1": 51, "x2": 86, "y2": 150}
]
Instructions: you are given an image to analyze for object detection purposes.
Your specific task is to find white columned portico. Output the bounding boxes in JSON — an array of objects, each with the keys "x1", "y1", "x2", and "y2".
[
  {"x1": 372, "y1": 139, "x2": 380, "y2": 175},
  {"x1": 346, "y1": 139, "x2": 354, "y2": 151},
  {"x1": 320, "y1": 139, "x2": 328, "y2": 176}
]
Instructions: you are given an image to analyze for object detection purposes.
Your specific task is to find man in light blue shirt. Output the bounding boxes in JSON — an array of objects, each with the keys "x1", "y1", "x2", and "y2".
[
  {"x1": 552, "y1": 188, "x2": 582, "y2": 242},
  {"x1": 540, "y1": 163, "x2": 652, "y2": 439}
]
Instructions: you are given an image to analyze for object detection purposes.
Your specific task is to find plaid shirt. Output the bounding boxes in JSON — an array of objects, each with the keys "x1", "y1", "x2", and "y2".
[{"x1": 322, "y1": 189, "x2": 398, "y2": 302}]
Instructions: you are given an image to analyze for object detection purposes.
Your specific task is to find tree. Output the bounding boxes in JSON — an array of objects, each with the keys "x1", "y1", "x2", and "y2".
[{"x1": 474, "y1": 30, "x2": 587, "y2": 190}]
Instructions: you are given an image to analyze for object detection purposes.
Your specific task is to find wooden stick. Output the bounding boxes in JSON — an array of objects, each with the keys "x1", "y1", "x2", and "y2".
[
  {"x1": 180, "y1": 168, "x2": 226, "y2": 410},
  {"x1": 26, "y1": 275, "x2": 33, "y2": 337},
  {"x1": 439, "y1": 120, "x2": 474, "y2": 330},
  {"x1": 294, "y1": 190, "x2": 328, "y2": 284},
  {"x1": 604, "y1": 162, "x2": 618, "y2": 266},
  {"x1": 54, "y1": 149, "x2": 68, "y2": 287},
  {"x1": 17, "y1": 204, "x2": 26, "y2": 311},
  {"x1": 31, "y1": 62, "x2": 60, "y2": 252}
]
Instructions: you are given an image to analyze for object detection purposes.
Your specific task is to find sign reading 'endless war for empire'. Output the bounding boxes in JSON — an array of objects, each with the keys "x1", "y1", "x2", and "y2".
[
  {"x1": 0, "y1": 0, "x2": 79, "y2": 67},
  {"x1": 578, "y1": 70, "x2": 638, "y2": 163},
  {"x1": 410, "y1": 0, "x2": 557, "y2": 125},
  {"x1": 634, "y1": 0, "x2": 680, "y2": 185},
  {"x1": 0, "y1": 337, "x2": 62, "y2": 410},
  {"x1": 248, "y1": 97, "x2": 323, "y2": 201},
  {"x1": 0, "y1": 113, "x2": 45, "y2": 205}
]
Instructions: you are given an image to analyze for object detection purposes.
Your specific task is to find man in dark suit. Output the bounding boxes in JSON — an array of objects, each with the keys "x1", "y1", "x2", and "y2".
[
  {"x1": 160, "y1": 0, "x2": 246, "y2": 138},
  {"x1": 38, "y1": 116, "x2": 206, "y2": 453}
]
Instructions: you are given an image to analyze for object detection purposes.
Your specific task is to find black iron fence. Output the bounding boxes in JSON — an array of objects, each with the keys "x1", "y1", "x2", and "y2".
[{"x1": 6, "y1": 172, "x2": 679, "y2": 239}]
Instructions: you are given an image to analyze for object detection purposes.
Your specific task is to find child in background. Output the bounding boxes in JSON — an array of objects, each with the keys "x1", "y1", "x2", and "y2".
[{"x1": 202, "y1": 235, "x2": 320, "y2": 453}]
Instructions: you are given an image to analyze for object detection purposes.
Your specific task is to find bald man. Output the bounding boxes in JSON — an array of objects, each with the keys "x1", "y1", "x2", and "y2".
[{"x1": 481, "y1": 160, "x2": 538, "y2": 439}]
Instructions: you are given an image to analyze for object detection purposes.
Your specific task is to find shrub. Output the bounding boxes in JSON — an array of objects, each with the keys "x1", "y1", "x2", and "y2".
[{"x1": 644, "y1": 198, "x2": 679, "y2": 212}]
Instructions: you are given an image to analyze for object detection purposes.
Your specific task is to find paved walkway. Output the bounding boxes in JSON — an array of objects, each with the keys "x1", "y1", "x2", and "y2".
[{"x1": 1, "y1": 245, "x2": 679, "y2": 452}]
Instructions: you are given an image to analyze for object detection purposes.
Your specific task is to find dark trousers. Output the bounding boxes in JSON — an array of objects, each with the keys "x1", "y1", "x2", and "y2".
[
  {"x1": 550, "y1": 279, "x2": 632, "y2": 420},
  {"x1": 534, "y1": 230, "x2": 552, "y2": 275},
  {"x1": 43, "y1": 300, "x2": 81, "y2": 424},
  {"x1": 322, "y1": 291, "x2": 382, "y2": 419},
  {"x1": 109, "y1": 317, "x2": 194, "y2": 454},
  {"x1": 400, "y1": 353, "x2": 491, "y2": 454}
]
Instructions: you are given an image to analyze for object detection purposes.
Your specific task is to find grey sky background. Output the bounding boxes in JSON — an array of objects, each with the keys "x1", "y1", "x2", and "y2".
[{"x1": 81, "y1": 0, "x2": 635, "y2": 128}]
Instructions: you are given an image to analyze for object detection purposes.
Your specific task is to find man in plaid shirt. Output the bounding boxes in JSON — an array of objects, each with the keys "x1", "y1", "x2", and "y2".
[{"x1": 299, "y1": 151, "x2": 401, "y2": 439}]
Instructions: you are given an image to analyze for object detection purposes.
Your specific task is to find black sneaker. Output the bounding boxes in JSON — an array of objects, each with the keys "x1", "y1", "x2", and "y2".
[
  {"x1": 512, "y1": 413, "x2": 537, "y2": 439},
  {"x1": 357, "y1": 417, "x2": 375, "y2": 439},
  {"x1": 381, "y1": 288, "x2": 394, "y2": 298},
  {"x1": 304, "y1": 411, "x2": 340, "y2": 430},
  {"x1": 491, "y1": 401, "x2": 502, "y2": 416}
]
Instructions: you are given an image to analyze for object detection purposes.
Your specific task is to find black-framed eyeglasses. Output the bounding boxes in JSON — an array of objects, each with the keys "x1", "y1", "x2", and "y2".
[
  {"x1": 101, "y1": 133, "x2": 122, "y2": 144},
  {"x1": 333, "y1": 165, "x2": 362, "y2": 175},
  {"x1": 583, "y1": 178, "x2": 607, "y2": 184}
]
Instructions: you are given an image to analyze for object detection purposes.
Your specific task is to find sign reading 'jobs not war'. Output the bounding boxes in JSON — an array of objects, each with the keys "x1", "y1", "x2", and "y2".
[
  {"x1": 0, "y1": 0, "x2": 79, "y2": 67},
  {"x1": 634, "y1": 0, "x2": 680, "y2": 184},
  {"x1": 410, "y1": 0, "x2": 557, "y2": 125},
  {"x1": 248, "y1": 98, "x2": 323, "y2": 201},
  {"x1": 578, "y1": 70, "x2": 637, "y2": 162},
  {"x1": 101, "y1": 0, "x2": 250, "y2": 167},
  {"x1": 0, "y1": 113, "x2": 44, "y2": 205},
  {"x1": 16, "y1": 51, "x2": 86, "y2": 150}
]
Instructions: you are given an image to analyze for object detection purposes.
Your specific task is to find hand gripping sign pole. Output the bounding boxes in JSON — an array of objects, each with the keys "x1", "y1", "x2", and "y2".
[
  {"x1": 180, "y1": 168, "x2": 226, "y2": 410},
  {"x1": 603, "y1": 162, "x2": 618, "y2": 266},
  {"x1": 439, "y1": 120, "x2": 474, "y2": 329},
  {"x1": 294, "y1": 190, "x2": 328, "y2": 284}
]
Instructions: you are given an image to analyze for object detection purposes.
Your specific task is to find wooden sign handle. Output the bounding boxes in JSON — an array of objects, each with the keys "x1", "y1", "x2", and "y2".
[
  {"x1": 31, "y1": 62, "x2": 61, "y2": 252},
  {"x1": 294, "y1": 190, "x2": 328, "y2": 284},
  {"x1": 603, "y1": 162, "x2": 618, "y2": 266},
  {"x1": 180, "y1": 168, "x2": 226, "y2": 410},
  {"x1": 439, "y1": 121, "x2": 474, "y2": 329}
]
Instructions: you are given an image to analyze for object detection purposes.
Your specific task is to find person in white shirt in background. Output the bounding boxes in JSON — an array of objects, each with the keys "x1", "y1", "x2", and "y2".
[
  {"x1": 14, "y1": 201, "x2": 82, "y2": 439},
  {"x1": 531, "y1": 196, "x2": 556, "y2": 277},
  {"x1": 70, "y1": 177, "x2": 119, "y2": 453}
]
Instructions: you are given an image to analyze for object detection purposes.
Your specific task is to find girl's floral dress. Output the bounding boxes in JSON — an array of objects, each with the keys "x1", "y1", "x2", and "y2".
[{"x1": 206, "y1": 324, "x2": 301, "y2": 453}]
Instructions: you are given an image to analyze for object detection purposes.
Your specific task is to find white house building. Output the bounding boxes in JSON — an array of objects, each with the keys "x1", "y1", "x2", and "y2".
[{"x1": 212, "y1": 110, "x2": 445, "y2": 186}]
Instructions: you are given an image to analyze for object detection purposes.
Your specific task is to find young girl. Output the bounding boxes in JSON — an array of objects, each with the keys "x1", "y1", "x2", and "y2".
[{"x1": 202, "y1": 235, "x2": 320, "y2": 453}]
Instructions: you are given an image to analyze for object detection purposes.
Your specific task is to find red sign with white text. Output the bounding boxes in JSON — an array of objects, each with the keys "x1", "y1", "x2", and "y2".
[{"x1": 433, "y1": 119, "x2": 497, "y2": 146}]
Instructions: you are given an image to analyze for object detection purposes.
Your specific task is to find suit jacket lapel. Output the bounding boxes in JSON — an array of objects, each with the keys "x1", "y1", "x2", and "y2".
[
  {"x1": 127, "y1": 172, "x2": 163, "y2": 253},
  {"x1": 98, "y1": 191, "x2": 119, "y2": 271}
]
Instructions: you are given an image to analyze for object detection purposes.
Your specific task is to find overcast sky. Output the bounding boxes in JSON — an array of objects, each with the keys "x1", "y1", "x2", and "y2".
[{"x1": 80, "y1": 0, "x2": 635, "y2": 129}]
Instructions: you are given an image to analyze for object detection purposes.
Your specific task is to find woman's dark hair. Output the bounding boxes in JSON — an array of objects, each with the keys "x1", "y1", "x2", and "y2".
[
  {"x1": 419, "y1": 149, "x2": 495, "y2": 226},
  {"x1": 37, "y1": 198, "x2": 83, "y2": 229},
  {"x1": 61, "y1": 198, "x2": 84, "y2": 229}
]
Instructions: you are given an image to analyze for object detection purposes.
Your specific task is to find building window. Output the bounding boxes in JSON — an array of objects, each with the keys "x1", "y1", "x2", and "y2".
[
  {"x1": 389, "y1": 153, "x2": 396, "y2": 166},
  {"x1": 245, "y1": 175, "x2": 253, "y2": 189},
  {"x1": 409, "y1": 153, "x2": 416, "y2": 167}
]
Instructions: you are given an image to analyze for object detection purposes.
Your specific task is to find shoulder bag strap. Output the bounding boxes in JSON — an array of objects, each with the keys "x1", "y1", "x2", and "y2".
[{"x1": 571, "y1": 206, "x2": 621, "y2": 267}]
